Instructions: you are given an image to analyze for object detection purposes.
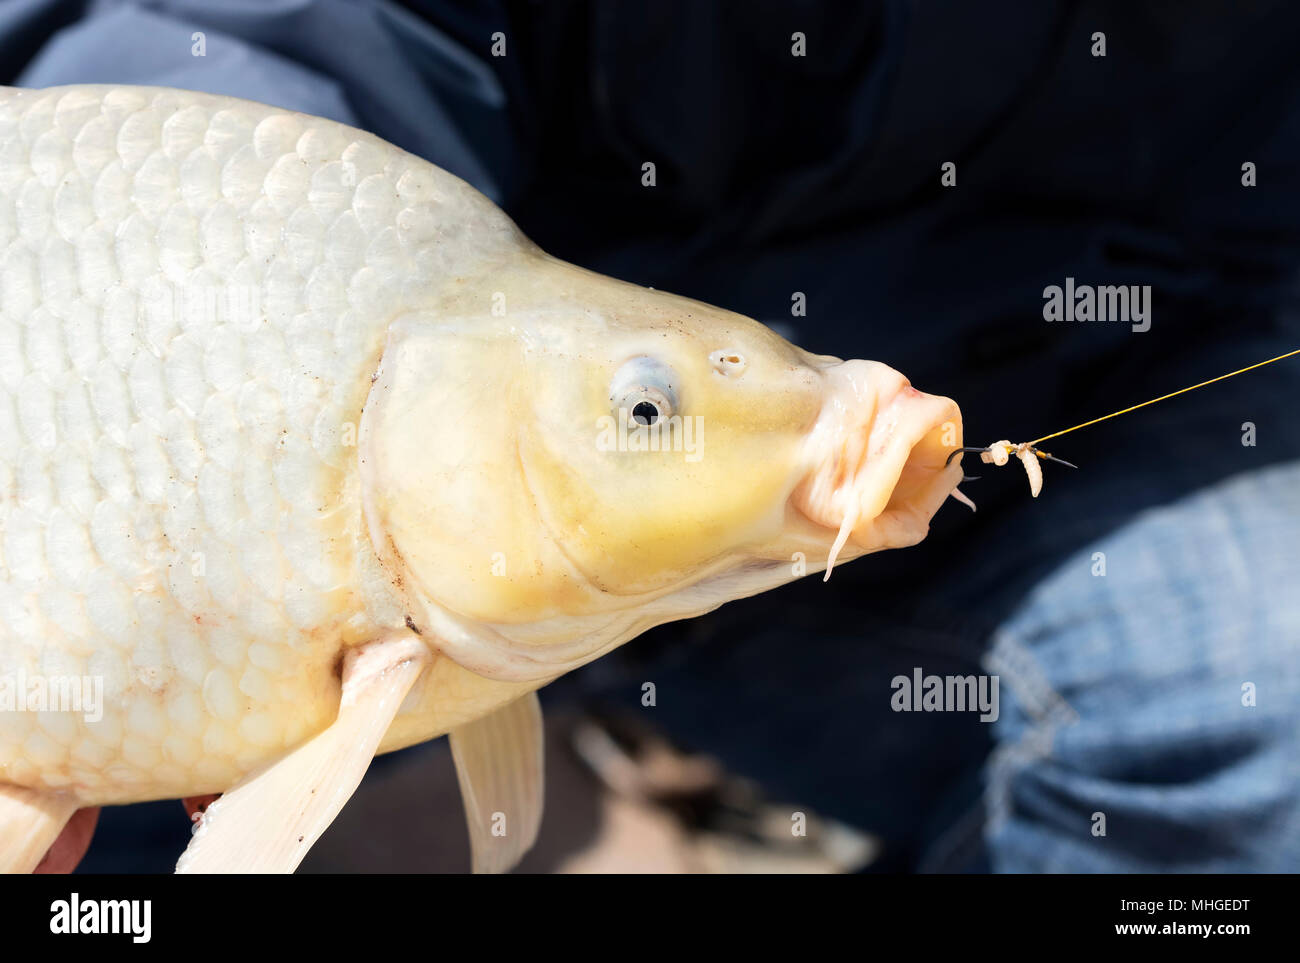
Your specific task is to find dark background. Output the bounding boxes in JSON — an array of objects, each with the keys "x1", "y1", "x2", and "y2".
[{"x1": 6, "y1": 0, "x2": 1299, "y2": 871}]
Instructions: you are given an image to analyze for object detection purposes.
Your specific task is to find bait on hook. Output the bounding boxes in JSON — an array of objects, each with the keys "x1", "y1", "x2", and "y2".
[
  {"x1": 946, "y1": 441, "x2": 1076, "y2": 499},
  {"x1": 943, "y1": 347, "x2": 1300, "y2": 507}
]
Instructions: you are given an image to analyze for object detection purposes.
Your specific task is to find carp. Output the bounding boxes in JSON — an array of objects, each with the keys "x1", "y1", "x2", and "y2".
[{"x1": 0, "y1": 85, "x2": 964, "y2": 872}]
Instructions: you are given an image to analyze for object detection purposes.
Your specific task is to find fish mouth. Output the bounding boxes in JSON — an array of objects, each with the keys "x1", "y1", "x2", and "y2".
[{"x1": 791, "y1": 360, "x2": 963, "y2": 575}]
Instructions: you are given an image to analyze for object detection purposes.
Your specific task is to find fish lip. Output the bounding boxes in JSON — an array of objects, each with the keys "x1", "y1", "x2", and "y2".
[
  {"x1": 861, "y1": 392, "x2": 964, "y2": 550},
  {"x1": 792, "y1": 373, "x2": 963, "y2": 558}
]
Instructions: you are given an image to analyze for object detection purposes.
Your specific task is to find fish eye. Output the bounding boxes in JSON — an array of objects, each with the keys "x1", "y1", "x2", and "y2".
[
  {"x1": 610, "y1": 356, "x2": 678, "y2": 426},
  {"x1": 631, "y1": 401, "x2": 661, "y2": 426}
]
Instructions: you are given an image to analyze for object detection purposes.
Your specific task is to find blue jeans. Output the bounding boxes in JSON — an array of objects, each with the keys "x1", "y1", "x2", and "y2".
[{"x1": 983, "y1": 461, "x2": 1300, "y2": 872}]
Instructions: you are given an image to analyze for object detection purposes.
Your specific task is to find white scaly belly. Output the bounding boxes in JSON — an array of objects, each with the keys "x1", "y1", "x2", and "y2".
[{"x1": 0, "y1": 85, "x2": 525, "y2": 805}]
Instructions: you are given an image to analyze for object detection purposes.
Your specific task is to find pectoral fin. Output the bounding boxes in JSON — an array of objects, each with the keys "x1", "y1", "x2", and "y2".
[
  {"x1": 0, "y1": 785, "x2": 79, "y2": 874},
  {"x1": 175, "y1": 634, "x2": 430, "y2": 873},
  {"x1": 34, "y1": 806, "x2": 99, "y2": 873},
  {"x1": 450, "y1": 691, "x2": 544, "y2": 874}
]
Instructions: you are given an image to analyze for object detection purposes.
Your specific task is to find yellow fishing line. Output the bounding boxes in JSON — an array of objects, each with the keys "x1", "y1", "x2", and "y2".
[{"x1": 1026, "y1": 347, "x2": 1300, "y2": 448}]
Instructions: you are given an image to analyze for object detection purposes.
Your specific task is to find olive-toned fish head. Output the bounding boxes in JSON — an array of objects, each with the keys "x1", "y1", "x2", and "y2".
[{"x1": 359, "y1": 253, "x2": 962, "y2": 681}]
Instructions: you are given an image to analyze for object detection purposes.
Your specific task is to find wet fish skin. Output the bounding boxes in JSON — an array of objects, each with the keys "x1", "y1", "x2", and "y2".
[
  {"x1": 0, "y1": 85, "x2": 528, "y2": 804},
  {"x1": 0, "y1": 85, "x2": 964, "y2": 861}
]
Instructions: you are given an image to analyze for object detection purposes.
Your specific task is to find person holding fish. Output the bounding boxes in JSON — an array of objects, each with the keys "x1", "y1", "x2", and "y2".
[{"x1": 1, "y1": 1, "x2": 1297, "y2": 875}]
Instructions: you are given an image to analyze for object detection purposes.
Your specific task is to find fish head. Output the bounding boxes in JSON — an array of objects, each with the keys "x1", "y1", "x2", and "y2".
[{"x1": 359, "y1": 253, "x2": 962, "y2": 681}]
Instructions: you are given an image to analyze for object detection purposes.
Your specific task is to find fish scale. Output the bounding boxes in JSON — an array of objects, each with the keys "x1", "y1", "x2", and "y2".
[
  {"x1": 0, "y1": 85, "x2": 967, "y2": 871},
  {"x1": 0, "y1": 84, "x2": 514, "y2": 804}
]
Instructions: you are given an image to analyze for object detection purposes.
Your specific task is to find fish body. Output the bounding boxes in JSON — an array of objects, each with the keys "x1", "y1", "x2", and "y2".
[
  {"x1": 0, "y1": 85, "x2": 533, "y2": 806},
  {"x1": 0, "y1": 85, "x2": 964, "y2": 869}
]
